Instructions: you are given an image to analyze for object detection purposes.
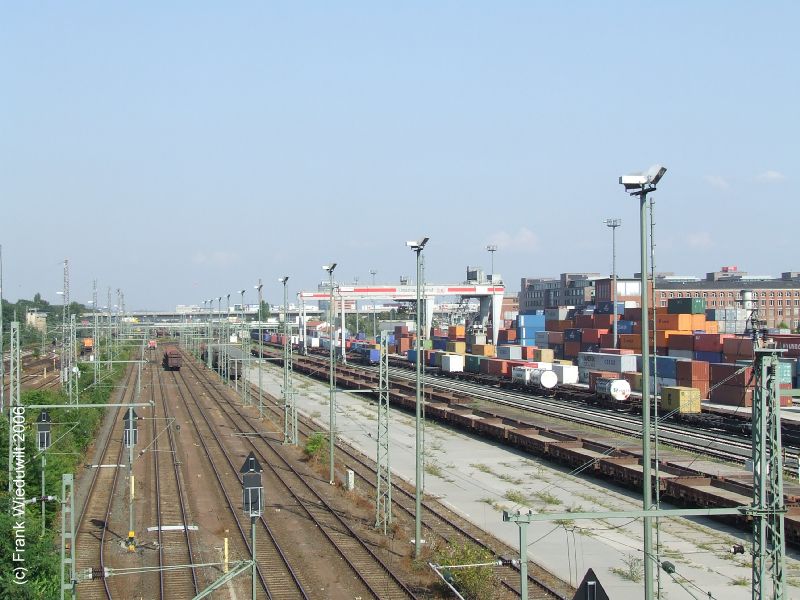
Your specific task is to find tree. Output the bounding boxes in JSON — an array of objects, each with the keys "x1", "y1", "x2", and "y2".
[
  {"x1": 259, "y1": 300, "x2": 270, "y2": 317},
  {"x1": 776, "y1": 321, "x2": 789, "y2": 330}
]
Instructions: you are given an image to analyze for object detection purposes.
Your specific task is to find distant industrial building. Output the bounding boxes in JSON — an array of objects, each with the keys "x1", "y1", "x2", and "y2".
[
  {"x1": 518, "y1": 273, "x2": 600, "y2": 312},
  {"x1": 25, "y1": 310, "x2": 48, "y2": 333},
  {"x1": 524, "y1": 267, "x2": 800, "y2": 329}
]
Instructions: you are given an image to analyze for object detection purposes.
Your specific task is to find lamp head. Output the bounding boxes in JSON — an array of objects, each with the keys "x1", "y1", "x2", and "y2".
[
  {"x1": 406, "y1": 237, "x2": 430, "y2": 250},
  {"x1": 322, "y1": 263, "x2": 337, "y2": 273},
  {"x1": 619, "y1": 164, "x2": 666, "y2": 191},
  {"x1": 279, "y1": 276, "x2": 289, "y2": 284}
]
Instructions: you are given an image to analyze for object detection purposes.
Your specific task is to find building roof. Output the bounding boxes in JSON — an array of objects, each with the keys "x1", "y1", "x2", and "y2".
[{"x1": 656, "y1": 279, "x2": 800, "y2": 290}]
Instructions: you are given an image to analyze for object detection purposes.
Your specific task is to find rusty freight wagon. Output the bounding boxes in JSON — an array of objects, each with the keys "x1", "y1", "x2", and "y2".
[{"x1": 162, "y1": 349, "x2": 182, "y2": 371}]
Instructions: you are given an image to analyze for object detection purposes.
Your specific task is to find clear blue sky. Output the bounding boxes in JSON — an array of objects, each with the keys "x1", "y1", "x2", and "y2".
[{"x1": 1, "y1": 2, "x2": 797, "y2": 309}]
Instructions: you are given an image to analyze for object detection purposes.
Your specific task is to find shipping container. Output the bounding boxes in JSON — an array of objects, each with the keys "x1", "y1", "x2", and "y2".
[
  {"x1": 518, "y1": 314, "x2": 546, "y2": 328},
  {"x1": 694, "y1": 350, "x2": 722, "y2": 363},
  {"x1": 661, "y1": 386, "x2": 702, "y2": 414},
  {"x1": 564, "y1": 328, "x2": 582, "y2": 342},
  {"x1": 552, "y1": 363, "x2": 579, "y2": 384},
  {"x1": 441, "y1": 354, "x2": 464, "y2": 373},
  {"x1": 446, "y1": 341, "x2": 467, "y2": 355},
  {"x1": 668, "y1": 297, "x2": 706, "y2": 314},
  {"x1": 577, "y1": 352, "x2": 638, "y2": 373},
  {"x1": 596, "y1": 301, "x2": 625, "y2": 315},
  {"x1": 497, "y1": 345, "x2": 522, "y2": 360}
]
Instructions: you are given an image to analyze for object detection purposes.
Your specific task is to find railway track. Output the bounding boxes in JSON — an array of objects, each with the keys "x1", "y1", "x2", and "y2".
[
  {"x1": 282, "y1": 346, "x2": 797, "y2": 471},
  {"x1": 180, "y1": 349, "x2": 418, "y2": 600},
  {"x1": 152, "y1": 357, "x2": 199, "y2": 598},
  {"x1": 169, "y1": 362, "x2": 309, "y2": 599},
  {"x1": 74, "y1": 364, "x2": 138, "y2": 600},
  {"x1": 229, "y1": 370, "x2": 573, "y2": 600}
]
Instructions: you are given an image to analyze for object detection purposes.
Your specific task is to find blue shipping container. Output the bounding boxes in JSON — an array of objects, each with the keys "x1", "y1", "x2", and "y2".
[
  {"x1": 518, "y1": 314, "x2": 546, "y2": 328},
  {"x1": 520, "y1": 339, "x2": 537, "y2": 347},
  {"x1": 407, "y1": 349, "x2": 418, "y2": 363},
  {"x1": 694, "y1": 351, "x2": 723, "y2": 363},
  {"x1": 617, "y1": 320, "x2": 635, "y2": 334},
  {"x1": 518, "y1": 326, "x2": 544, "y2": 339},
  {"x1": 433, "y1": 338, "x2": 448, "y2": 350},
  {"x1": 596, "y1": 301, "x2": 625, "y2": 315}
]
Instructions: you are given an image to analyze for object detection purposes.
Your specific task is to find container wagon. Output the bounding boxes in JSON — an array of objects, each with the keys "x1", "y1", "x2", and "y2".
[{"x1": 162, "y1": 349, "x2": 182, "y2": 371}]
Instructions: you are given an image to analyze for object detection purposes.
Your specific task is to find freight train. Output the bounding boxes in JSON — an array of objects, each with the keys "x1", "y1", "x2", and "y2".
[{"x1": 162, "y1": 349, "x2": 182, "y2": 371}]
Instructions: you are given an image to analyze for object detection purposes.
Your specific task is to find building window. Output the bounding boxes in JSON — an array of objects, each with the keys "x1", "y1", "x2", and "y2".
[
  {"x1": 770, "y1": 300, "x2": 774, "y2": 306},
  {"x1": 694, "y1": 292, "x2": 700, "y2": 298},
  {"x1": 778, "y1": 291, "x2": 783, "y2": 297},
  {"x1": 669, "y1": 292, "x2": 674, "y2": 298},
  {"x1": 661, "y1": 300, "x2": 667, "y2": 307},
  {"x1": 660, "y1": 291, "x2": 666, "y2": 298},
  {"x1": 778, "y1": 309, "x2": 783, "y2": 316},
  {"x1": 761, "y1": 300, "x2": 766, "y2": 306},
  {"x1": 703, "y1": 292, "x2": 708, "y2": 298}
]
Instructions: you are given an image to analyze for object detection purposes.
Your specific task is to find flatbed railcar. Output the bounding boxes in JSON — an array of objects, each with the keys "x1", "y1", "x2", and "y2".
[{"x1": 162, "y1": 349, "x2": 182, "y2": 371}]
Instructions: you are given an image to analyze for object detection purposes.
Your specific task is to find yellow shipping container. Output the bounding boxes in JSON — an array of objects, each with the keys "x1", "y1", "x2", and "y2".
[
  {"x1": 533, "y1": 348, "x2": 554, "y2": 363},
  {"x1": 446, "y1": 341, "x2": 466, "y2": 355},
  {"x1": 472, "y1": 343, "x2": 495, "y2": 357},
  {"x1": 554, "y1": 359, "x2": 573, "y2": 366},
  {"x1": 660, "y1": 386, "x2": 702, "y2": 414}
]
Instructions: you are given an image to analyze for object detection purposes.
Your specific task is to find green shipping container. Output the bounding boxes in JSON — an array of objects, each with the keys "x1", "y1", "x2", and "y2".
[
  {"x1": 465, "y1": 354, "x2": 485, "y2": 373},
  {"x1": 667, "y1": 297, "x2": 706, "y2": 315}
]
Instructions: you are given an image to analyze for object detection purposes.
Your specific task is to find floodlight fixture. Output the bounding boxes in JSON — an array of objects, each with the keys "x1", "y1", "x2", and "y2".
[
  {"x1": 278, "y1": 276, "x2": 289, "y2": 284},
  {"x1": 322, "y1": 263, "x2": 337, "y2": 273},
  {"x1": 406, "y1": 237, "x2": 430, "y2": 251},
  {"x1": 619, "y1": 164, "x2": 667, "y2": 192}
]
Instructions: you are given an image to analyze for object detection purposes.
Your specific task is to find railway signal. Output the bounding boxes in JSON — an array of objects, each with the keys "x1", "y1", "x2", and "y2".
[
  {"x1": 240, "y1": 452, "x2": 262, "y2": 600},
  {"x1": 37, "y1": 410, "x2": 52, "y2": 535}
]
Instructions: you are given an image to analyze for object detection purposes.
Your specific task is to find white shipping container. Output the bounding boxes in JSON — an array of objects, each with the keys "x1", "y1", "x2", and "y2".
[
  {"x1": 441, "y1": 354, "x2": 464, "y2": 372},
  {"x1": 512, "y1": 366, "x2": 533, "y2": 384},
  {"x1": 624, "y1": 301, "x2": 639, "y2": 308},
  {"x1": 552, "y1": 364, "x2": 579, "y2": 385},
  {"x1": 649, "y1": 376, "x2": 678, "y2": 394},
  {"x1": 577, "y1": 352, "x2": 637, "y2": 373},
  {"x1": 497, "y1": 345, "x2": 522, "y2": 360},
  {"x1": 467, "y1": 334, "x2": 487, "y2": 346}
]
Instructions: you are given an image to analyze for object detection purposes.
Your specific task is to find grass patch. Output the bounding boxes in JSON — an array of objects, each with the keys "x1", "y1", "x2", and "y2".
[
  {"x1": 471, "y1": 463, "x2": 494, "y2": 474},
  {"x1": 425, "y1": 461, "x2": 445, "y2": 478},
  {"x1": 610, "y1": 555, "x2": 644, "y2": 583},
  {"x1": 303, "y1": 432, "x2": 327, "y2": 461},
  {"x1": 479, "y1": 497, "x2": 503, "y2": 510},
  {"x1": 503, "y1": 490, "x2": 530, "y2": 507},
  {"x1": 499, "y1": 473, "x2": 525, "y2": 485},
  {"x1": 534, "y1": 490, "x2": 561, "y2": 505},
  {"x1": 731, "y1": 576, "x2": 749, "y2": 586}
]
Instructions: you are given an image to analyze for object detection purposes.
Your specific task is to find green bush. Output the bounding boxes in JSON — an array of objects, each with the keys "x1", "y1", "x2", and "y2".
[
  {"x1": 303, "y1": 432, "x2": 327, "y2": 459},
  {"x1": 432, "y1": 542, "x2": 498, "y2": 599}
]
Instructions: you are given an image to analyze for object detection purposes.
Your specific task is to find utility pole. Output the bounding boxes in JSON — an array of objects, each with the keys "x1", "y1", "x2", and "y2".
[
  {"x1": 752, "y1": 338, "x2": 787, "y2": 598},
  {"x1": 92, "y1": 281, "x2": 98, "y2": 386},
  {"x1": 61, "y1": 260, "x2": 70, "y2": 399},
  {"x1": 323, "y1": 263, "x2": 337, "y2": 484},
  {"x1": 486, "y1": 244, "x2": 497, "y2": 276},
  {"x1": 280, "y1": 277, "x2": 297, "y2": 445},
  {"x1": 370, "y1": 269, "x2": 377, "y2": 338},
  {"x1": 406, "y1": 236, "x2": 429, "y2": 558},
  {"x1": 620, "y1": 164, "x2": 666, "y2": 600},
  {"x1": 255, "y1": 280, "x2": 264, "y2": 419},
  {"x1": 375, "y1": 335, "x2": 392, "y2": 533},
  {"x1": 107, "y1": 288, "x2": 112, "y2": 371},
  {"x1": 603, "y1": 219, "x2": 622, "y2": 349}
]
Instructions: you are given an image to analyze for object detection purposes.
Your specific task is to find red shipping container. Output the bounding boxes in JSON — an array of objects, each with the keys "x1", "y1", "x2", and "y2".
[
  {"x1": 521, "y1": 347, "x2": 537, "y2": 360},
  {"x1": 588, "y1": 370, "x2": 618, "y2": 392},
  {"x1": 676, "y1": 360, "x2": 710, "y2": 382},
  {"x1": 693, "y1": 334, "x2": 731, "y2": 353},
  {"x1": 599, "y1": 348, "x2": 635, "y2": 355},
  {"x1": 668, "y1": 334, "x2": 694, "y2": 351},
  {"x1": 486, "y1": 359, "x2": 510, "y2": 377},
  {"x1": 722, "y1": 337, "x2": 754, "y2": 358},
  {"x1": 581, "y1": 328, "x2": 609, "y2": 344},
  {"x1": 575, "y1": 314, "x2": 595, "y2": 328},
  {"x1": 548, "y1": 331, "x2": 564, "y2": 344},
  {"x1": 564, "y1": 341, "x2": 581, "y2": 358},
  {"x1": 599, "y1": 333, "x2": 614, "y2": 348},
  {"x1": 710, "y1": 385, "x2": 753, "y2": 407},
  {"x1": 710, "y1": 362, "x2": 753, "y2": 386},
  {"x1": 624, "y1": 307, "x2": 642, "y2": 321},
  {"x1": 594, "y1": 314, "x2": 616, "y2": 328}
]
